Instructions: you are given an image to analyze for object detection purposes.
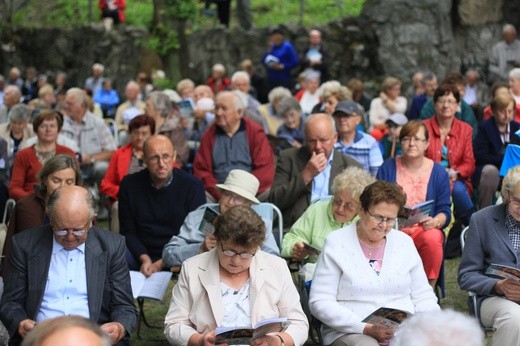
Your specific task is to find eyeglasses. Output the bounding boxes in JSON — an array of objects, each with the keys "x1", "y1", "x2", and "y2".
[
  {"x1": 366, "y1": 209, "x2": 397, "y2": 227},
  {"x1": 147, "y1": 154, "x2": 174, "y2": 165},
  {"x1": 220, "y1": 244, "x2": 256, "y2": 259},
  {"x1": 221, "y1": 189, "x2": 247, "y2": 204},
  {"x1": 53, "y1": 228, "x2": 89, "y2": 236},
  {"x1": 332, "y1": 197, "x2": 359, "y2": 211},
  {"x1": 436, "y1": 99, "x2": 458, "y2": 105},
  {"x1": 401, "y1": 136, "x2": 427, "y2": 144}
]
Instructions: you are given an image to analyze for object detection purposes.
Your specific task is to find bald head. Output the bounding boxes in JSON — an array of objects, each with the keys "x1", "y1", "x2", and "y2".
[
  {"x1": 46, "y1": 185, "x2": 94, "y2": 250},
  {"x1": 144, "y1": 135, "x2": 176, "y2": 187},
  {"x1": 304, "y1": 113, "x2": 337, "y2": 158}
]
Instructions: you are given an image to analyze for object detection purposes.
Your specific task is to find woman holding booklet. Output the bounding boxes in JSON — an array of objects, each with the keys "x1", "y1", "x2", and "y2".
[
  {"x1": 309, "y1": 181, "x2": 439, "y2": 346},
  {"x1": 377, "y1": 120, "x2": 451, "y2": 288},
  {"x1": 281, "y1": 166, "x2": 375, "y2": 263},
  {"x1": 164, "y1": 205, "x2": 309, "y2": 346}
]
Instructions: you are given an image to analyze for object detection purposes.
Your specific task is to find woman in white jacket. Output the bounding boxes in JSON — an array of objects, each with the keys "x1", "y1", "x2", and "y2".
[{"x1": 309, "y1": 180, "x2": 439, "y2": 346}]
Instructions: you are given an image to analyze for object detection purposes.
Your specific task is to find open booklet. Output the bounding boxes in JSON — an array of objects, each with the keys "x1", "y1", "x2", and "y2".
[
  {"x1": 362, "y1": 307, "x2": 411, "y2": 331},
  {"x1": 199, "y1": 206, "x2": 220, "y2": 235},
  {"x1": 486, "y1": 263, "x2": 520, "y2": 281},
  {"x1": 215, "y1": 317, "x2": 289, "y2": 345},
  {"x1": 399, "y1": 200, "x2": 434, "y2": 228},
  {"x1": 129, "y1": 271, "x2": 172, "y2": 301}
]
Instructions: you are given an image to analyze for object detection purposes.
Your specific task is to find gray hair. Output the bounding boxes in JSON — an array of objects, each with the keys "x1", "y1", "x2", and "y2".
[
  {"x1": 503, "y1": 23, "x2": 517, "y2": 35},
  {"x1": 277, "y1": 96, "x2": 301, "y2": 117},
  {"x1": 231, "y1": 90, "x2": 248, "y2": 111},
  {"x1": 231, "y1": 71, "x2": 250, "y2": 84},
  {"x1": 421, "y1": 72, "x2": 437, "y2": 84},
  {"x1": 147, "y1": 91, "x2": 172, "y2": 118},
  {"x1": 212, "y1": 63, "x2": 226, "y2": 73},
  {"x1": 21, "y1": 315, "x2": 111, "y2": 346},
  {"x1": 321, "y1": 82, "x2": 352, "y2": 101},
  {"x1": 509, "y1": 68, "x2": 520, "y2": 81},
  {"x1": 391, "y1": 310, "x2": 483, "y2": 346},
  {"x1": 331, "y1": 166, "x2": 376, "y2": 200},
  {"x1": 502, "y1": 165, "x2": 520, "y2": 203},
  {"x1": 9, "y1": 104, "x2": 31, "y2": 122},
  {"x1": 92, "y1": 63, "x2": 105, "y2": 73},
  {"x1": 66, "y1": 88, "x2": 89, "y2": 108},
  {"x1": 4, "y1": 85, "x2": 21, "y2": 98},
  {"x1": 46, "y1": 186, "x2": 96, "y2": 221},
  {"x1": 267, "y1": 87, "x2": 292, "y2": 104}
]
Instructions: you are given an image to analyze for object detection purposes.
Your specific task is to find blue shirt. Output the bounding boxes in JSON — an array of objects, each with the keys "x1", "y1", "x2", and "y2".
[
  {"x1": 335, "y1": 131, "x2": 383, "y2": 176},
  {"x1": 36, "y1": 238, "x2": 89, "y2": 322},
  {"x1": 311, "y1": 150, "x2": 333, "y2": 202}
]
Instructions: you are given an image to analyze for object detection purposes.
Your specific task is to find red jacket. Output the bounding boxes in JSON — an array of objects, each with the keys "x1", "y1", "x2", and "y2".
[
  {"x1": 207, "y1": 76, "x2": 231, "y2": 94},
  {"x1": 193, "y1": 117, "x2": 275, "y2": 200},
  {"x1": 9, "y1": 144, "x2": 76, "y2": 201},
  {"x1": 100, "y1": 143, "x2": 133, "y2": 200},
  {"x1": 98, "y1": 0, "x2": 126, "y2": 22},
  {"x1": 423, "y1": 116, "x2": 475, "y2": 194}
]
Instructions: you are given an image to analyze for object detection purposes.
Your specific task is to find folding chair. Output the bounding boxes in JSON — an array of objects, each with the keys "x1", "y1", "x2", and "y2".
[{"x1": 197, "y1": 202, "x2": 284, "y2": 249}]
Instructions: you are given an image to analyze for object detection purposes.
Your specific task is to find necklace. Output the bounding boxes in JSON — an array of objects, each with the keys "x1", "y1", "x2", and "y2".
[{"x1": 35, "y1": 148, "x2": 56, "y2": 165}]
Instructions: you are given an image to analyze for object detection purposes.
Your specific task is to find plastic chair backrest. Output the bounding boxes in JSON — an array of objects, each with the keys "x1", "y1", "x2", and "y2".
[
  {"x1": 196, "y1": 202, "x2": 284, "y2": 248},
  {"x1": 0, "y1": 199, "x2": 16, "y2": 257}
]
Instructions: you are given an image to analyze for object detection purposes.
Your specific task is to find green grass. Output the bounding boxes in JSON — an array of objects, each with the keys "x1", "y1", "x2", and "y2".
[{"x1": 11, "y1": 0, "x2": 366, "y2": 29}]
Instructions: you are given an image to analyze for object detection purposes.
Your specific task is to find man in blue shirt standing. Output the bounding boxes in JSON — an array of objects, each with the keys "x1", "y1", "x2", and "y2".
[{"x1": 262, "y1": 28, "x2": 299, "y2": 92}]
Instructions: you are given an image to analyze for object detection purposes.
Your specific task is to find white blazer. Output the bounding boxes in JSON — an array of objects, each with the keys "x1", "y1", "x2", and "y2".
[
  {"x1": 309, "y1": 223, "x2": 439, "y2": 345},
  {"x1": 164, "y1": 249, "x2": 309, "y2": 346}
]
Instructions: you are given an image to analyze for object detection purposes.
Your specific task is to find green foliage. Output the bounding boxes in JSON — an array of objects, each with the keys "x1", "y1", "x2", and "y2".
[
  {"x1": 148, "y1": 23, "x2": 180, "y2": 56},
  {"x1": 153, "y1": 77, "x2": 175, "y2": 90},
  {"x1": 161, "y1": 0, "x2": 197, "y2": 21}
]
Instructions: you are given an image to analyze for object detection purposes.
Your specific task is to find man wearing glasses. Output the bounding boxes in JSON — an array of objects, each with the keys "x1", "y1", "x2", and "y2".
[
  {"x1": 0, "y1": 185, "x2": 137, "y2": 345},
  {"x1": 118, "y1": 135, "x2": 205, "y2": 277}
]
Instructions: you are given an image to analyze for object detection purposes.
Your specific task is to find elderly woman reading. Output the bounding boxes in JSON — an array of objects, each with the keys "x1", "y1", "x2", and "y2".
[
  {"x1": 309, "y1": 181, "x2": 439, "y2": 346},
  {"x1": 281, "y1": 166, "x2": 375, "y2": 262},
  {"x1": 164, "y1": 205, "x2": 309, "y2": 346}
]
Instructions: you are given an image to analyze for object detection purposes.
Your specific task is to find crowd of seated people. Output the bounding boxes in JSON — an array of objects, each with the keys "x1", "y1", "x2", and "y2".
[{"x1": 4, "y1": 24, "x2": 520, "y2": 345}]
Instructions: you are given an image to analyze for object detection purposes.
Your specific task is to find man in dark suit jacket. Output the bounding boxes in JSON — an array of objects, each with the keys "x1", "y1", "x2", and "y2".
[
  {"x1": 0, "y1": 186, "x2": 136, "y2": 345},
  {"x1": 458, "y1": 166, "x2": 520, "y2": 345},
  {"x1": 268, "y1": 113, "x2": 361, "y2": 228}
]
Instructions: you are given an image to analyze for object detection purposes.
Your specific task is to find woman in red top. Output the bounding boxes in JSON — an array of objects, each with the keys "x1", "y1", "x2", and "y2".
[
  {"x1": 207, "y1": 63, "x2": 231, "y2": 94},
  {"x1": 423, "y1": 84, "x2": 475, "y2": 226},
  {"x1": 100, "y1": 114, "x2": 154, "y2": 231},
  {"x1": 9, "y1": 110, "x2": 76, "y2": 201}
]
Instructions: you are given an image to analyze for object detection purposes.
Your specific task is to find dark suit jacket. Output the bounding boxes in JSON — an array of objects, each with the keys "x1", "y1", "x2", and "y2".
[
  {"x1": 268, "y1": 147, "x2": 361, "y2": 228},
  {"x1": 0, "y1": 226, "x2": 137, "y2": 344},
  {"x1": 458, "y1": 204, "x2": 519, "y2": 308},
  {"x1": 473, "y1": 118, "x2": 520, "y2": 185}
]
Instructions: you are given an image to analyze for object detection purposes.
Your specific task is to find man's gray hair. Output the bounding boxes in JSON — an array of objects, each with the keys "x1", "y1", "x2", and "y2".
[
  {"x1": 66, "y1": 88, "x2": 89, "y2": 108},
  {"x1": 304, "y1": 113, "x2": 337, "y2": 137},
  {"x1": 503, "y1": 23, "x2": 517, "y2": 35},
  {"x1": 391, "y1": 309, "x2": 483, "y2": 346},
  {"x1": 92, "y1": 63, "x2": 105, "y2": 73},
  {"x1": 421, "y1": 72, "x2": 437, "y2": 84},
  {"x1": 502, "y1": 164, "x2": 520, "y2": 203},
  {"x1": 4, "y1": 85, "x2": 21, "y2": 98},
  {"x1": 509, "y1": 68, "x2": 520, "y2": 81},
  {"x1": 231, "y1": 71, "x2": 250, "y2": 84},
  {"x1": 9, "y1": 104, "x2": 31, "y2": 122},
  {"x1": 231, "y1": 90, "x2": 248, "y2": 111}
]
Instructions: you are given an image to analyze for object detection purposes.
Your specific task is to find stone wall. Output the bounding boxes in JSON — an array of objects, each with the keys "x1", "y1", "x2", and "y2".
[{"x1": 0, "y1": 0, "x2": 517, "y2": 93}]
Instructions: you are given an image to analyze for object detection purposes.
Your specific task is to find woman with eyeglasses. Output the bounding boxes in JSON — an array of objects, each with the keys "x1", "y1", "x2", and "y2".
[
  {"x1": 162, "y1": 169, "x2": 280, "y2": 272},
  {"x1": 1, "y1": 154, "x2": 82, "y2": 277},
  {"x1": 9, "y1": 109, "x2": 76, "y2": 201},
  {"x1": 423, "y1": 84, "x2": 475, "y2": 257},
  {"x1": 281, "y1": 166, "x2": 375, "y2": 263},
  {"x1": 164, "y1": 205, "x2": 309, "y2": 346},
  {"x1": 309, "y1": 181, "x2": 439, "y2": 346},
  {"x1": 377, "y1": 120, "x2": 451, "y2": 288}
]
